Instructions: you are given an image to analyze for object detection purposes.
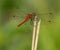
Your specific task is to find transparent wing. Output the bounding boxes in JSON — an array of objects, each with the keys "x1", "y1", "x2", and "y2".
[{"x1": 11, "y1": 8, "x2": 55, "y2": 26}]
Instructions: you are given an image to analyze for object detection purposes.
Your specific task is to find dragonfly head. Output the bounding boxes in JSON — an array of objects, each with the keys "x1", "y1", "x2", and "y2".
[{"x1": 28, "y1": 13, "x2": 36, "y2": 18}]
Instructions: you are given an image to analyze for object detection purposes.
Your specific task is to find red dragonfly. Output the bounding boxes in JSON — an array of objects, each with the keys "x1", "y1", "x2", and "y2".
[{"x1": 17, "y1": 13, "x2": 36, "y2": 27}]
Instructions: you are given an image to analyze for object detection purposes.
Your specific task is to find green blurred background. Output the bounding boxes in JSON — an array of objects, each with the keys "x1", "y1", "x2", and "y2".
[{"x1": 0, "y1": 0, "x2": 60, "y2": 50}]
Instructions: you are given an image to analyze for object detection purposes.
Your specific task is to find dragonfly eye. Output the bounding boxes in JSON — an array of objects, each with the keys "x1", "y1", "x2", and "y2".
[{"x1": 26, "y1": 13, "x2": 36, "y2": 18}]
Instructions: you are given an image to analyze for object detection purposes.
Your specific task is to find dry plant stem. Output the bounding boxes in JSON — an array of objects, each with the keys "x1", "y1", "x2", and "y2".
[
  {"x1": 34, "y1": 19, "x2": 41, "y2": 50},
  {"x1": 31, "y1": 16, "x2": 41, "y2": 50},
  {"x1": 31, "y1": 16, "x2": 37, "y2": 50}
]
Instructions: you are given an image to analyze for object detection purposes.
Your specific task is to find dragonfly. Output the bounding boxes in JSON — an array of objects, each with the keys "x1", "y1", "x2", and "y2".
[
  {"x1": 12, "y1": 9, "x2": 55, "y2": 27},
  {"x1": 17, "y1": 13, "x2": 36, "y2": 27}
]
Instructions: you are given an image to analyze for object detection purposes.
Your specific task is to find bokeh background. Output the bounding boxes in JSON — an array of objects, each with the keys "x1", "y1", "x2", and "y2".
[{"x1": 0, "y1": 0, "x2": 60, "y2": 50}]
